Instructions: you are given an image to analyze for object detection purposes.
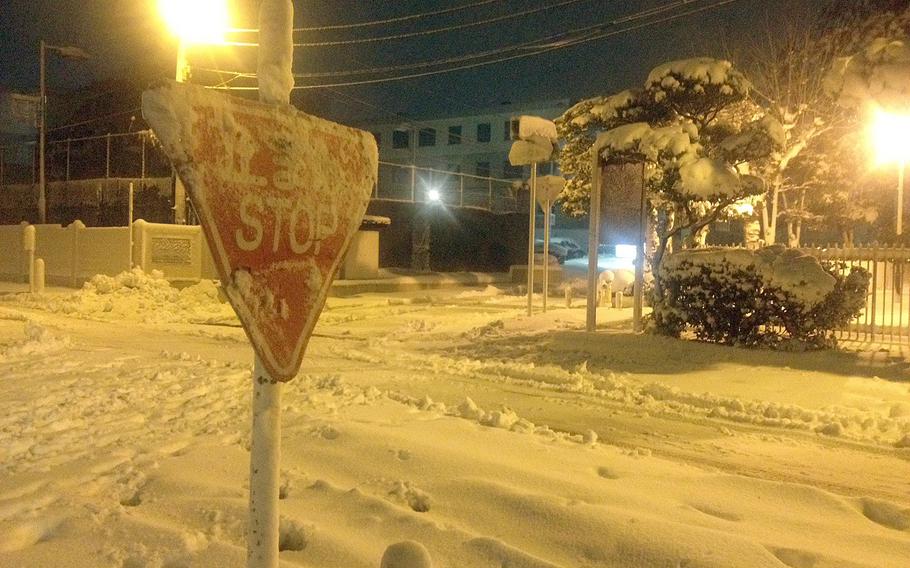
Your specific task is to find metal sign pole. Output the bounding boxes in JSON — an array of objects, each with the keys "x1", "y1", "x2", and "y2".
[
  {"x1": 586, "y1": 147, "x2": 602, "y2": 332},
  {"x1": 248, "y1": 2, "x2": 292, "y2": 567},
  {"x1": 543, "y1": 199, "x2": 551, "y2": 312},
  {"x1": 248, "y1": 357, "x2": 282, "y2": 568},
  {"x1": 527, "y1": 164, "x2": 537, "y2": 316},
  {"x1": 128, "y1": 182, "x2": 134, "y2": 268}
]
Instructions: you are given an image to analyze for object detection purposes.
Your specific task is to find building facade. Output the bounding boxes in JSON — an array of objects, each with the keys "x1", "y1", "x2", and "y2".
[{"x1": 360, "y1": 99, "x2": 570, "y2": 182}]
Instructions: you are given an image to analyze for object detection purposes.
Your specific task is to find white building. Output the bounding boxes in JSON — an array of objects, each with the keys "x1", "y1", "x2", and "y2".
[{"x1": 360, "y1": 99, "x2": 570, "y2": 182}]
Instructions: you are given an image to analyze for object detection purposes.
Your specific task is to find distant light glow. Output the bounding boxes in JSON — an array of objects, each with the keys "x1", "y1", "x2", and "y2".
[
  {"x1": 159, "y1": 0, "x2": 230, "y2": 44},
  {"x1": 427, "y1": 188, "x2": 441, "y2": 202},
  {"x1": 615, "y1": 244, "x2": 637, "y2": 259},
  {"x1": 871, "y1": 107, "x2": 910, "y2": 165}
]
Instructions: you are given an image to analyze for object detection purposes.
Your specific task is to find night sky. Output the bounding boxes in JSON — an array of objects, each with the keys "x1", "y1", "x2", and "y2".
[{"x1": 0, "y1": 0, "x2": 832, "y2": 126}]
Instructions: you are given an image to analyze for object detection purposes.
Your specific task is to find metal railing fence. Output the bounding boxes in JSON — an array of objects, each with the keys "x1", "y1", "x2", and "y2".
[{"x1": 2, "y1": 132, "x2": 523, "y2": 215}]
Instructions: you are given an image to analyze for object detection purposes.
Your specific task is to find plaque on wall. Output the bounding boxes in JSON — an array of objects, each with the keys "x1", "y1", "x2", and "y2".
[{"x1": 151, "y1": 237, "x2": 192, "y2": 265}]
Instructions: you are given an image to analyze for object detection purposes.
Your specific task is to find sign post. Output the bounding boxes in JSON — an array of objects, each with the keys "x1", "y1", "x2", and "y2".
[
  {"x1": 527, "y1": 165, "x2": 537, "y2": 316},
  {"x1": 508, "y1": 116, "x2": 557, "y2": 316},
  {"x1": 586, "y1": 146, "x2": 602, "y2": 332},
  {"x1": 142, "y1": 3, "x2": 377, "y2": 566},
  {"x1": 536, "y1": 175, "x2": 566, "y2": 312}
]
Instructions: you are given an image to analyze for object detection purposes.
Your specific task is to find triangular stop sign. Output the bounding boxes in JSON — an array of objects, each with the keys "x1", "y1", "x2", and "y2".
[{"x1": 142, "y1": 81, "x2": 378, "y2": 381}]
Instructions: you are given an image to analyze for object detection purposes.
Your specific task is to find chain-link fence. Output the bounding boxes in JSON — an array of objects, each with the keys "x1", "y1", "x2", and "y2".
[
  {"x1": 375, "y1": 161, "x2": 521, "y2": 214},
  {"x1": 0, "y1": 130, "x2": 171, "y2": 185},
  {"x1": 1, "y1": 132, "x2": 524, "y2": 224}
]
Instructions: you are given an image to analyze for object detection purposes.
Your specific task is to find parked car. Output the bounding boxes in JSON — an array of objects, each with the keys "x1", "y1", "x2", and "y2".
[
  {"x1": 534, "y1": 238, "x2": 585, "y2": 264},
  {"x1": 551, "y1": 238, "x2": 585, "y2": 259},
  {"x1": 535, "y1": 240, "x2": 568, "y2": 264}
]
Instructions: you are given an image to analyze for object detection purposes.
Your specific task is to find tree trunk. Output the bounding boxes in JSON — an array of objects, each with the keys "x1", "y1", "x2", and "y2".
[
  {"x1": 762, "y1": 183, "x2": 780, "y2": 245},
  {"x1": 743, "y1": 218, "x2": 761, "y2": 249},
  {"x1": 685, "y1": 225, "x2": 709, "y2": 248}
]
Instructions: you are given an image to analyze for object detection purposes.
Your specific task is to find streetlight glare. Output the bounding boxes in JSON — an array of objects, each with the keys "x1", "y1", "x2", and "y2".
[
  {"x1": 871, "y1": 108, "x2": 910, "y2": 166},
  {"x1": 427, "y1": 188, "x2": 441, "y2": 202},
  {"x1": 159, "y1": 0, "x2": 230, "y2": 44}
]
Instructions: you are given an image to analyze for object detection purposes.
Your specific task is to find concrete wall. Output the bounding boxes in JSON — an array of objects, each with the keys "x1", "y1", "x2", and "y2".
[
  {"x1": 2, "y1": 220, "x2": 383, "y2": 287},
  {"x1": 365, "y1": 201, "x2": 526, "y2": 272},
  {"x1": 0, "y1": 224, "x2": 26, "y2": 282},
  {"x1": 342, "y1": 230, "x2": 379, "y2": 279}
]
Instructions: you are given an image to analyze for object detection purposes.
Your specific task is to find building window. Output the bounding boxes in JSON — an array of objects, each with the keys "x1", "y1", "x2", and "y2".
[
  {"x1": 418, "y1": 127, "x2": 436, "y2": 147},
  {"x1": 392, "y1": 130, "x2": 409, "y2": 149},
  {"x1": 475, "y1": 161, "x2": 491, "y2": 177},
  {"x1": 448, "y1": 125, "x2": 462, "y2": 145},
  {"x1": 503, "y1": 160, "x2": 523, "y2": 179},
  {"x1": 372, "y1": 132, "x2": 381, "y2": 149},
  {"x1": 476, "y1": 122, "x2": 491, "y2": 143},
  {"x1": 504, "y1": 118, "x2": 519, "y2": 141}
]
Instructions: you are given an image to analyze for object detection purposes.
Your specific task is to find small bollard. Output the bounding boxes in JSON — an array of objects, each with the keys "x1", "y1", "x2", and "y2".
[
  {"x1": 564, "y1": 286, "x2": 572, "y2": 308},
  {"x1": 33, "y1": 258, "x2": 45, "y2": 294},
  {"x1": 23, "y1": 225, "x2": 35, "y2": 291},
  {"x1": 614, "y1": 291, "x2": 624, "y2": 309},
  {"x1": 599, "y1": 282, "x2": 612, "y2": 308}
]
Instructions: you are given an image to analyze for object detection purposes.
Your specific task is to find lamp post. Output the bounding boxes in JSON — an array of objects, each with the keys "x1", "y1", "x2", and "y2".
[
  {"x1": 38, "y1": 41, "x2": 89, "y2": 224},
  {"x1": 158, "y1": 0, "x2": 229, "y2": 224},
  {"x1": 871, "y1": 109, "x2": 910, "y2": 237}
]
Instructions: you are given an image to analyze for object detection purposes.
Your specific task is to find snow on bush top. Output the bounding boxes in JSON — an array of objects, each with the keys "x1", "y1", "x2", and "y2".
[
  {"x1": 826, "y1": 37, "x2": 910, "y2": 111},
  {"x1": 596, "y1": 122, "x2": 753, "y2": 199},
  {"x1": 566, "y1": 90, "x2": 640, "y2": 128},
  {"x1": 662, "y1": 246, "x2": 836, "y2": 306},
  {"x1": 595, "y1": 122, "x2": 697, "y2": 159},
  {"x1": 645, "y1": 57, "x2": 751, "y2": 101}
]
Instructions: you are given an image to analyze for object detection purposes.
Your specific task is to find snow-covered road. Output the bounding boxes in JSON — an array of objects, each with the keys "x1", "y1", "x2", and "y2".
[{"x1": 1, "y1": 273, "x2": 909, "y2": 567}]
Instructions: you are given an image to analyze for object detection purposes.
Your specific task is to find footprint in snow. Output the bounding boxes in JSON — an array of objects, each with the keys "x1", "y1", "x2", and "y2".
[
  {"x1": 596, "y1": 466, "x2": 620, "y2": 479},
  {"x1": 856, "y1": 497, "x2": 910, "y2": 531}
]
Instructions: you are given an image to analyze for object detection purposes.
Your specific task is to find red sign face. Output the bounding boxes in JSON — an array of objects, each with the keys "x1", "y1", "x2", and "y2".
[{"x1": 142, "y1": 81, "x2": 378, "y2": 380}]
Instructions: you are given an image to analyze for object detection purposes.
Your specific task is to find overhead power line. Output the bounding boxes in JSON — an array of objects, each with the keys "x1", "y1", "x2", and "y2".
[
  {"x1": 296, "y1": 0, "x2": 737, "y2": 89},
  {"x1": 293, "y1": 0, "x2": 590, "y2": 47},
  {"x1": 197, "y1": 0, "x2": 697, "y2": 81},
  {"x1": 229, "y1": 0, "x2": 503, "y2": 33},
  {"x1": 291, "y1": 0, "x2": 696, "y2": 79},
  {"x1": 204, "y1": 0, "x2": 737, "y2": 91}
]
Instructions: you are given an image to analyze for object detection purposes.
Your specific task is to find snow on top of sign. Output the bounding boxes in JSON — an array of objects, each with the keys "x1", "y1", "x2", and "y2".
[
  {"x1": 646, "y1": 58, "x2": 751, "y2": 100},
  {"x1": 362, "y1": 215, "x2": 392, "y2": 226},
  {"x1": 517, "y1": 115, "x2": 557, "y2": 142},
  {"x1": 508, "y1": 136, "x2": 554, "y2": 166},
  {"x1": 257, "y1": 0, "x2": 294, "y2": 104}
]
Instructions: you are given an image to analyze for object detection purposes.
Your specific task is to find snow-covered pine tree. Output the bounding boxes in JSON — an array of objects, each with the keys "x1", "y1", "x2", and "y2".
[{"x1": 556, "y1": 57, "x2": 777, "y2": 312}]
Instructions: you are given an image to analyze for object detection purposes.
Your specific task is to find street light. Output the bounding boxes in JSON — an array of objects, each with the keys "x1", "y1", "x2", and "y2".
[
  {"x1": 871, "y1": 108, "x2": 910, "y2": 236},
  {"x1": 38, "y1": 41, "x2": 90, "y2": 224},
  {"x1": 158, "y1": 0, "x2": 230, "y2": 223}
]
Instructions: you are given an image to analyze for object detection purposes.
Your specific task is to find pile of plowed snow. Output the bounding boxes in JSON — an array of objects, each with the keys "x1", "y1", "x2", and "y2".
[{"x1": 10, "y1": 268, "x2": 236, "y2": 325}]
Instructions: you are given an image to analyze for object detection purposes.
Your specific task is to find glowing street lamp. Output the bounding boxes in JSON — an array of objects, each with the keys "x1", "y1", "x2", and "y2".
[
  {"x1": 871, "y1": 108, "x2": 910, "y2": 236},
  {"x1": 427, "y1": 188, "x2": 441, "y2": 203},
  {"x1": 157, "y1": 0, "x2": 230, "y2": 223}
]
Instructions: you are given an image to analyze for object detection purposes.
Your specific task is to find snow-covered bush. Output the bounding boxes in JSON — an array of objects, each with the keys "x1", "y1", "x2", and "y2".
[{"x1": 653, "y1": 246, "x2": 869, "y2": 348}]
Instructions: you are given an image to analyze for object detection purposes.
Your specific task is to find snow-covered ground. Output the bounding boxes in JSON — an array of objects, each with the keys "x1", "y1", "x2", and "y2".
[{"x1": 1, "y1": 271, "x2": 910, "y2": 567}]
